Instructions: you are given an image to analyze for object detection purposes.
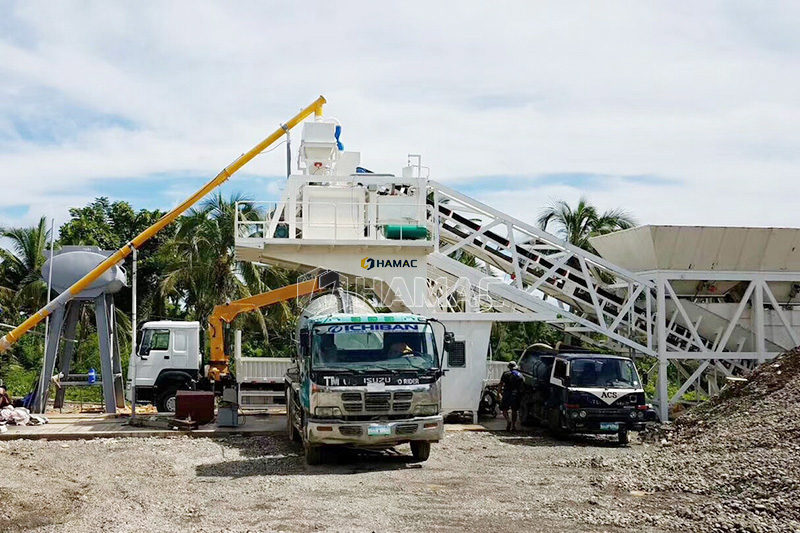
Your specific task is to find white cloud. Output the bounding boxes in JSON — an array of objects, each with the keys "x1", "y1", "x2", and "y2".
[{"x1": 0, "y1": 1, "x2": 799, "y2": 230}]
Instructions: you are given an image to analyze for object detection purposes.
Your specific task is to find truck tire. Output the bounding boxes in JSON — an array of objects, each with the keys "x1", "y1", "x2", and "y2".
[
  {"x1": 305, "y1": 445, "x2": 323, "y2": 465},
  {"x1": 410, "y1": 441, "x2": 431, "y2": 462},
  {"x1": 547, "y1": 410, "x2": 568, "y2": 440},
  {"x1": 618, "y1": 429, "x2": 630, "y2": 445},
  {"x1": 156, "y1": 386, "x2": 179, "y2": 413},
  {"x1": 520, "y1": 401, "x2": 534, "y2": 427}
]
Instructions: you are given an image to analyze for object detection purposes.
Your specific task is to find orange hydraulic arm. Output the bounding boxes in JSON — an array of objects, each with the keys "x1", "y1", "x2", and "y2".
[
  {"x1": 206, "y1": 271, "x2": 339, "y2": 381},
  {"x1": 0, "y1": 96, "x2": 326, "y2": 354}
]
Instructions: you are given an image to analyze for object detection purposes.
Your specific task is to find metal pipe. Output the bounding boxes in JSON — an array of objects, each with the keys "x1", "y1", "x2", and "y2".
[
  {"x1": 130, "y1": 246, "x2": 137, "y2": 420},
  {"x1": 38, "y1": 218, "x2": 56, "y2": 412},
  {"x1": 285, "y1": 130, "x2": 292, "y2": 178},
  {"x1": 0, "y1": 95, "x2": 326, "y2": 353}
]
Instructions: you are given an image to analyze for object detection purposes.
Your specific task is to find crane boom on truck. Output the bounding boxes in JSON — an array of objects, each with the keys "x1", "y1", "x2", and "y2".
[
  {"x1": 206, "y1": 271, "x2": 340, "y2": 382},
  {"x1": 0, "y1": 95, "x2": 327, "y2": 354}
]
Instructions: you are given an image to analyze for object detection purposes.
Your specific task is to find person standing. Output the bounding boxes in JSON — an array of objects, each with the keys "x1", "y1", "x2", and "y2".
[{"x1": 499, "y1": 361, "x2": 524, "y2": 431}]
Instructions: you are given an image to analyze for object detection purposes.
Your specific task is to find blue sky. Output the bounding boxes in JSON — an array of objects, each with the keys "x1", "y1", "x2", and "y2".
[{"x1": 1, "y1": 1, "x2": 799, "y2": 231}]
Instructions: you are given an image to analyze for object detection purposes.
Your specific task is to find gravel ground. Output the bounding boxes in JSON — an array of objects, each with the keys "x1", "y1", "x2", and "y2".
[
  {"x1": 8, "y1": 347, "x2": 800, "y2": 533},
  {"x1": 0, "y1": 428, "x2": 691, "y2": 533},
  {"x1": 607, "y1": 348, "x2": 800, "y2": 533}
]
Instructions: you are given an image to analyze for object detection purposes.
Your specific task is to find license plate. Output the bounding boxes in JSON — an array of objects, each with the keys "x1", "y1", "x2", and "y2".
[
  {"x1": 367, "y1": 425, "x2": 391, "y2": 436},
  {"x1": 600, "y1": 422, "x2": 619, "y2": 431}
]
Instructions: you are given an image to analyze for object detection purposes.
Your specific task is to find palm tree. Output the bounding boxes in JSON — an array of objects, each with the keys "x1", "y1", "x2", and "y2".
[
  {"x1": 537, "y1": 197, "x2": 636, "y2": 252},
  {"x1": 0, "y1": 216, "x2": 53, "y2": 313},
  {"x1": 159, "y1": 192, "x2": 298, "y2": 353}
]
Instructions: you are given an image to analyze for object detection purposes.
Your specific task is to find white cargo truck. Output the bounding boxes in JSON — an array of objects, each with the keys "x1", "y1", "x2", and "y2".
[
  {"x1": 128, "y1": 321, "x2": 290, "y2": 412},
  {"x1": 128, "y1": 273, "x2": 338, "y2": 412}
]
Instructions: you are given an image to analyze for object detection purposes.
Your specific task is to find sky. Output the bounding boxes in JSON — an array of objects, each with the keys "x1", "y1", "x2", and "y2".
[{"x1": 1, "y1": 1, "x2": 800, "y2": 234}]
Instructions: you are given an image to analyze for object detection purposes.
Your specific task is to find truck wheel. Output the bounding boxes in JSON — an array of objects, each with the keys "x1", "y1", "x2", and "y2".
[
  {"x1": 520, "y1": 402, "x2": 533, "y2": 426},
  {"x1": 156, "y1": 387, "x2": 179, "y2": 413},
  {"x1": 410, "y1": 441, "x2": 431, "y2": 462},
  {"x1": 548, "y1": 411, "x2": 568, "y2": 440},
  {"x1": 618, "y1": 429, "x2": 630, "y2": 445},
  {"x1": 305, "y1": 445, "x2": 323, "y2": 465}
]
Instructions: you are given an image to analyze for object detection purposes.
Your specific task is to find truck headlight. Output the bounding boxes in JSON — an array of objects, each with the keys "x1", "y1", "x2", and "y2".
[
  {"x1": 415, "y1": 404, "x2": 439, "y2": 416},
  {"x1": 629, "y1": 411, "x2": 637, "y2": 419},
  {"x1": 314, "y1": 407, "x2": 341, "y2": 417}
]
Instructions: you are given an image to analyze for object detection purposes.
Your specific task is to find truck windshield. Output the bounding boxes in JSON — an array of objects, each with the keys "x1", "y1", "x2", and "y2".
[
  {"x1": 570, "y1": 358, "x2": 640, "y2": 388},
  {"x1": 311, "y1": 323, "x2": 439, "y2": 372}
]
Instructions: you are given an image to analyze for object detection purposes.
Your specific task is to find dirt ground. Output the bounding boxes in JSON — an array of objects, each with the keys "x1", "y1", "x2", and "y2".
[{"x1": 0, "y1": 425, "x2": 708, "y2": 533}]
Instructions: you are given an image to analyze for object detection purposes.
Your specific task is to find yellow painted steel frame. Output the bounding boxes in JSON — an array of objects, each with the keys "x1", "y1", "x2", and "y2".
[
  {"x1": 0, "y1": 96, "x2": 326, "y2": 353},
  {"x1": 206, "y1": 277, "x2": 323, "y2": 381}
]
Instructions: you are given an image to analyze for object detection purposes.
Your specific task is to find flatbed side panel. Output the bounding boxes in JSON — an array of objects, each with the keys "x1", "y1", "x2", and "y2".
[{"x1": 235, "y1": 357, "x2": 293, "y2": 382}]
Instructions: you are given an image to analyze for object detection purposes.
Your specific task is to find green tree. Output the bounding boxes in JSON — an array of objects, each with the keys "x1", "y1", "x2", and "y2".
[
  {"x1": 160, "y1": 192, "x2": 264, "y2": 326},
  {"x1": 59, "y1": 197, "x2": 176, "y2": 323},
  {"x1": 0, "y1": 217, "x2": 54, "y2": 393},
  {"x1": 160, "y1": 192, "x2": 300, "y2": 357},
  {"x1": 491, "y1": 321, "x2": 562, "y2": 361},
  {"x1": 537, "y1": 197, "x2": 636, "y2": 252},
  {"x1": 0, "y1": 216, "x2": 53, "y2": 314}
]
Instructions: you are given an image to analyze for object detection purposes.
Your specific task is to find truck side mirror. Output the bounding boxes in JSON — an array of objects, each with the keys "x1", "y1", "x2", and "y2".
[
  {"x1": 299, "y1": 328, "x2": 310, "y2": 355},
  {"x1": 642, "y1": 373, "x2": 649, "y2": 386},
  {"x1": 443, "y1": 332, "x2": 455, "y2": 352},
  {"x1": 562, "y1": 376, "x2": 571, "y2": 387}
]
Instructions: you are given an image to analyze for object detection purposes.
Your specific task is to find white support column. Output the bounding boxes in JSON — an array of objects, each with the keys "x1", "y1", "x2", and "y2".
[
  {"x1": 646, "y1": 289, "x2": 653, "y2": 352},
  {"x1": 432, "y1": 189, "x2": 441, "y2": 253},
  {"x1": 754, "y1": 279, "x2": 766, "y2": 363},
  {"x1": 656, "y1": 275, "x2": 669, "y2": 421}
]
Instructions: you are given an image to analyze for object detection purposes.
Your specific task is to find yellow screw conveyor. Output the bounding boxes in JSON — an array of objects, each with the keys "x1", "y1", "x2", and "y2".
[{"x1": 0, "y1": 95, "x2": 327, "y2": 353}]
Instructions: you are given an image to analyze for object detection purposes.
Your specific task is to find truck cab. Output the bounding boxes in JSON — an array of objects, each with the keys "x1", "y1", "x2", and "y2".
[
  {"x1": 127, "y1": 321, "x2": 202, "y2": 412},
  {"x1": 286, "y1": 312, "x2": 447, "y2": 464},
  {"x1": 518, "y1": 348, "x2": 650, "y2": 444}
]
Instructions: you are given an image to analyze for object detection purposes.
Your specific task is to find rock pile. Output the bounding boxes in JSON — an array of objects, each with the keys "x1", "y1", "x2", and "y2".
[{"x1": 611, "y1": 347, "x2": 800, "y2": 532}]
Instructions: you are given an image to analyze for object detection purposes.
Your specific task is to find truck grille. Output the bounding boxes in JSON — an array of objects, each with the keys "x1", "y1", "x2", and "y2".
[
  {"x1": 581, "y1": 408, "x2": 632, "y2": 420},
  {"x1": 340, "y1": 391, "x2": 415, "y2": 413},
  {"x1": 339, "y1": 426, "x2": 363, "y2": 436},
  {"x1": 341, "y1": 392, "x2": 363, "y2": 412},
  {"x1": 395, "y1": 423, "x2": 418, "y2": 435},
  {"x1": 365, "y1": 392, "x2": 391, "y2": 411}
]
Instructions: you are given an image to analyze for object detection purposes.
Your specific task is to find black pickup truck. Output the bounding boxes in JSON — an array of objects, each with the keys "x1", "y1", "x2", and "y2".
[{"x1": 517, "y1": 344, "x2": 654, "y2": 444}]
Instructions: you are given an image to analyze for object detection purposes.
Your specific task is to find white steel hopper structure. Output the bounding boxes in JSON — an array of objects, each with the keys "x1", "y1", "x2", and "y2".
[
  {"x1": 591, "y1": 226, "x2": 800, "y2": 420},
  {"x1": 234, "y1": 116, "x2": 800, "y2": 421}
]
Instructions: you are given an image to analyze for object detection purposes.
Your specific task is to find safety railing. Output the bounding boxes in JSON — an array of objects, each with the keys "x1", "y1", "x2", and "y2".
[{"x1": 235, "y1": 200, "x2": 429, "y2": 243}]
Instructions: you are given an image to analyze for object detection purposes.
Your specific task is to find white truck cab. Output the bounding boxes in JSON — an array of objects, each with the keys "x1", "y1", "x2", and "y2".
[{"x1": 128, "y1": 321, "x2": 202, "y2": 412}]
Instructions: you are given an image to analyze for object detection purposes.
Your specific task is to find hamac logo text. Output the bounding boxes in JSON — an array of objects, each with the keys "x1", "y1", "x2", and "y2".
[{"x1": 361, "y1": 257, "x2": 418, "y2": 270}]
